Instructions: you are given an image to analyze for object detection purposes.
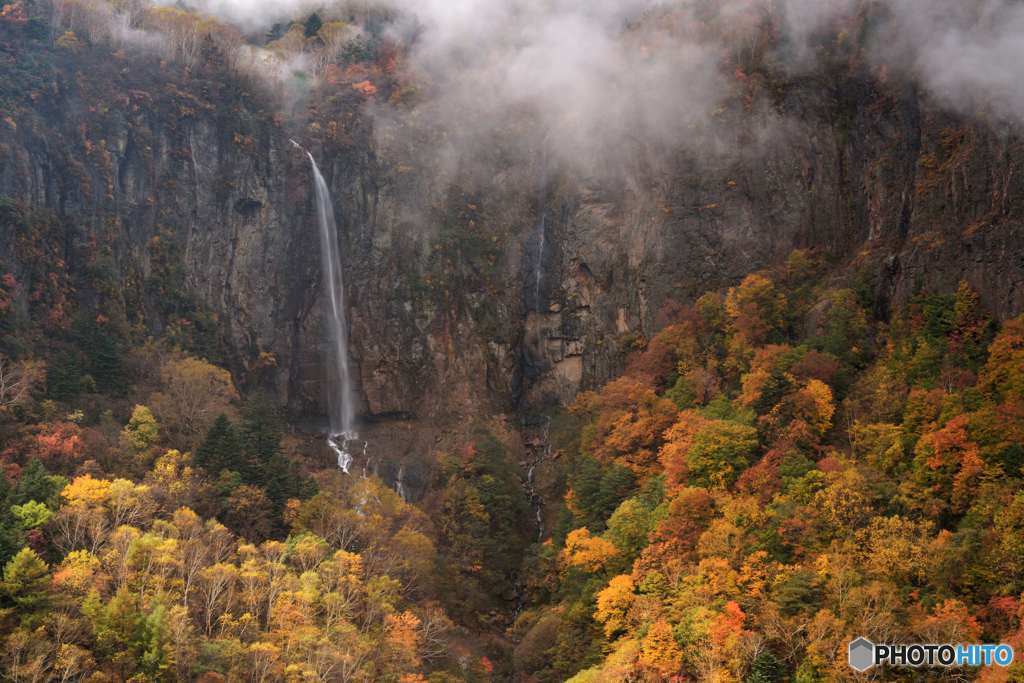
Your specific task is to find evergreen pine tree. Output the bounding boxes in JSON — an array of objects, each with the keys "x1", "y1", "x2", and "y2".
[
  {"x1": 261, "y1": 453, "x2": 292, "y2": 507},
  {"x1": 304, "y1": 12, "x2": 323, "y2": 37},
  {"x1": 240, "y1": 395, "x2": 282, "y2": 485},
  {"x1": 74, "y1": 318, "x2": 127, "y2": 396},
  {"x1": 46, "y1": 351, "x2": 83, "y2": 401},
  {"x1": 570, "y1": 454, "x2": 604, "y2": 529},
  {"x1": 2, "y1": 547, "x2": 49, "y2": 611},
  {"x1": 746, "y1": 651, "x2": 785, "y2": 683},
  {"x1": 14, "y1": 459, "x2": 63, "y2": 507},
  {"x1": 195, "y1": 414, "x2": 242, "y2": 475},
  {"x1": 136, "y1": 604, "x2": 171, "y2": 678},
  {"x1": 0, "y1": 476, "x2": 22, "y2": 565}
]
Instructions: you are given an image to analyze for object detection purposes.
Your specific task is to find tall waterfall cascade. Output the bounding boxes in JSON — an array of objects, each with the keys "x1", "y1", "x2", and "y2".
[
  {"x1": 296, "y1": 141, "x2": 358, "y2": 473},
  {"x1": 533, "y1": 211, "x2": 546, "y2": 311},
  {"x1": 532, "y1": 142, "x2": 549, "y2": 312}
]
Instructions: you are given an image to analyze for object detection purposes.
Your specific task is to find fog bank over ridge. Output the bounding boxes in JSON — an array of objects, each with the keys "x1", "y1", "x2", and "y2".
[{"x1": 147, "y1": 0, "x2": 1024, "y2": 176}]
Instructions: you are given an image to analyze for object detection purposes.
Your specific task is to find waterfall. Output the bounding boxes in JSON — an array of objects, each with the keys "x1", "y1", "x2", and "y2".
[
  {"x1": 532, "y1": 142, "x2": 549, "y2": 312},
  {"x1": 521, "y1": 415, "x2": 551, "y2": 541},
  {"x1": 297, "y1": 142, "x2": 358, "y2": 473},
  {"x1": 395, "y1": 463, "x2": 407, "y2": 502},
  {"x1": 533, "y1": 211, "x2": 546, "y2": 311}
]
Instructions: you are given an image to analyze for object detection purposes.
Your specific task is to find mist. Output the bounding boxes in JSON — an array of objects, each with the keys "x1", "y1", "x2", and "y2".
[
  {"x1": 893, "y1": 0, "x2": 1024, "y2": 124},
  {"x1": 376, "y1": 0, "x2": 727, "y2": 179},
  {"x1": 129, "y1": 0, "x2": 1024, "y2": 177},
  {"x1": 371, "y1": 0, "x2": 1024, "y2": 179}
]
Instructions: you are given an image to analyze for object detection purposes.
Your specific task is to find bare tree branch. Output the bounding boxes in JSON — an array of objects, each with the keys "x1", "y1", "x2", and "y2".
[{"x1": 0, "y1": 356, "x2": 41, "y2": 414}]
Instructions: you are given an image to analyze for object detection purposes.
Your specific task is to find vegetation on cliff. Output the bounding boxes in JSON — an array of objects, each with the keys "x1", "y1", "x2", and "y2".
[
  {"x1": 2, "y1": 0, "x2": 1024, "y2": 681},
  {"x1": 3, "y1": 242, "x2": 1024, "y2": 680},
  {"x1": 512, "y1": 254, "x2": 1024, "y2": 681}
]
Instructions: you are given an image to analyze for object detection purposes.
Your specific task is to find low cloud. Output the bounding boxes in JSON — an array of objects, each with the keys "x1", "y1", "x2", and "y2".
[
  {"x1": 894, "y1": 0, "x2": 1024, "y2": 123},
  {"x1": 119, "y1": 0, "x2": 1024, "y2": 176},
  {"x1": 379, "y1": 0, "x2": 725, "y2": 178}
]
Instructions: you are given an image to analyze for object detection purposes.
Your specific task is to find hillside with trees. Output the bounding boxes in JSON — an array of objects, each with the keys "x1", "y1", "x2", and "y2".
[
  {"x1": 4, "y1": 248, "x2": 1024, "y2": 680},
  {"x1": 2, "y1": 0, "x2": 1024, "y2": 680},
  {"x1": 512, "y1": 254, "x2": 1024, "y2": 681}
]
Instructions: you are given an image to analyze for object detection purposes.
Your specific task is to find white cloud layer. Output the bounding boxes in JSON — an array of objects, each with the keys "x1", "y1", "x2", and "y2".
[{"x1": 156, "y1": 0, "x2": 1024, "y2": 175}]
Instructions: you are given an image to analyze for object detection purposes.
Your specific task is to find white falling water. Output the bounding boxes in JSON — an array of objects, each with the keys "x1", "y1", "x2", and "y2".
[
  {"x1": 532, "y1": 141, "x2": 549, "y2": 312},
  {"x1": 297, "y1": 141, "x2": 358, "y2": 473},
  {"x1": 395, "y1": 463, "x2": 407, "y2": 502},
  {"x1": 534, "y1": 212, "x2": 546, "y2": 310}
]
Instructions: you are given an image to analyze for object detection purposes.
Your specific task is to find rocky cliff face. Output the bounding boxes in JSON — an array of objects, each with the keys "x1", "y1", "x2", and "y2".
[
  {"x1": 2, "y1": 30, "x2": 1023, "y2": 448},
  {"x1": 315, "y1": 68, "x2": 1024, "y2": 428}
]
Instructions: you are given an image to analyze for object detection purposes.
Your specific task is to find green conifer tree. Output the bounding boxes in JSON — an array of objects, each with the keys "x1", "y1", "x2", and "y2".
[
  {"x1": 2, "y1": 547, "x2": 49, "y2": 611},
  {"x1": 195, "y1": 414, "x2": 242, "y2": 475}
]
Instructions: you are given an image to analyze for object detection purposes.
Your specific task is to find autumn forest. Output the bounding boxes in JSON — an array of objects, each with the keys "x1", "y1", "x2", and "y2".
[{"x1": 3, "y1": 0, "x2": 1024, "y2": 681}]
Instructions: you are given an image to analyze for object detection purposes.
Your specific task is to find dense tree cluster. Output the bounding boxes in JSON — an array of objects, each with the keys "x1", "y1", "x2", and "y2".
[
  {"x1": 0, "y1": 470, "x2": 460, "y2": 680},
  {"x1": 5, "y1": 204, "x2": 1018, "y2": 681},
  {"x1": 0, "y1": 340, "x2": 484, "y2": 680},
  {"x1": 0, "y1": 11, "x2": 495, "y2": 677},
  {"x1": 3, "y1": 1, "x2": 1024, "y2": 680},
  {"x1": 0, "y1": 193, "x2": 515, "y2": 678},
  {"x1": 512, "y1": 254, "x2": 1024, "y2": 682}
]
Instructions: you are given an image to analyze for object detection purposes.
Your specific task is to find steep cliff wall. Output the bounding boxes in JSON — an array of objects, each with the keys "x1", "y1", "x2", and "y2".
[
  {"x1": 318, "y1": 67, "x2": 1024, "y2": 425},
  {"x1": 2, "y1": 24, "x2": 1023, "y2": 440}
]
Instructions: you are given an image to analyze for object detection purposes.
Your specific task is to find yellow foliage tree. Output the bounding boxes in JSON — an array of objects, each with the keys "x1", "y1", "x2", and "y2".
[
  {"x1": 595, "y1": 574, "x2": 636, "y2": 638},
  {"x1": 150, "y1": 356, "x2": 238, "y2": 448},
  {"x1": 638, "y1": 619, "x2": 682, "y2": 679},
  {"x1": 725, "y1": 273, "x2": 786, "y2": 346},
  {"x1": 62, "y1": 475, "x2": 112, "y2": 507},
  {"x1": 800, "y1": 379, "x2": 835, "y2": 435},
  {"x1": 561, "y1": 528, "x2": 618, "y2": 573},
  {"x1": 52, "y1": 550, "x2": 100, "y2": 595},
  {"x1": 856, "y1": 515, "x2": 934, "y2": 584},
  {"x1": 385, "y1": 611, "x2": 422, "y2": 672},
  {"x1": 121, "y1": 404, "x2": 160, "y2": 455}
]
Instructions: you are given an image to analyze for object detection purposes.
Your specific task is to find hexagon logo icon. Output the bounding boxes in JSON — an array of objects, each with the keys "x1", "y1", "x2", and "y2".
[{"x1": 849, "y1": 637, "x2": 875, "y2": 672}]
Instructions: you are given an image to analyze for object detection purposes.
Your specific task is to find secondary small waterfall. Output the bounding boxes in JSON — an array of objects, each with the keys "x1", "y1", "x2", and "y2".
[
  {"x1": 297, "y1": 142, "x2": 358, "y2": 473},
  {"x1": 395, "y1": 464, "x2": 407, "y2": 502},
  {"x1": 531, "y1": 142, "x2": 549, "y2": 312},
  {"x1": 533, "y1": 211, "x2": 546, "y2": 311}
]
